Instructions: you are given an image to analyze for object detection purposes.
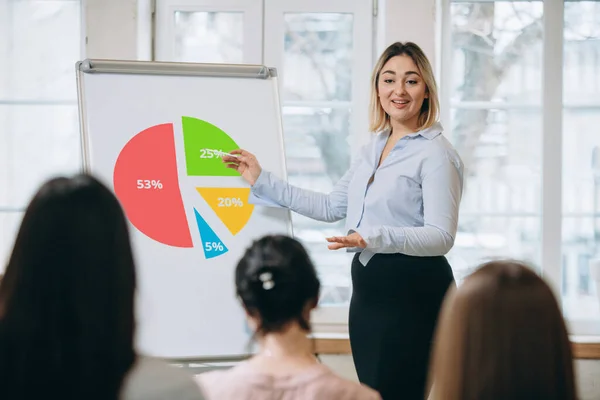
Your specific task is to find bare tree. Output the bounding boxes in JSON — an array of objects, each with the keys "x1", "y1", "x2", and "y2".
[
  {"x1": 287, "y1": 6, "x2": 547, "y2": 183},
  {"x1": 452, "y1": 3, "x2": 542, "y2": 175},
  {"x1": 284, "y1": 16, "x2": 352, "y2": 183}
]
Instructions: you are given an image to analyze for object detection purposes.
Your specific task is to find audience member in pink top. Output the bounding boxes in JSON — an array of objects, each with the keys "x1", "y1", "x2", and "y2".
[{"x1": 196, "y1": 235, "x2": 380, "y2": 400}]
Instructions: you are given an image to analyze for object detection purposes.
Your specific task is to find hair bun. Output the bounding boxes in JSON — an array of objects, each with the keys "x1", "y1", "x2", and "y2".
[{"x1": 235, "y1": 235, "x2": 321, "y2": 335}]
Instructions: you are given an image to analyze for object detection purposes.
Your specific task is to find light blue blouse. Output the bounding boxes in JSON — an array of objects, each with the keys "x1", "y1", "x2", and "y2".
[{"x1": 250, "y1": 122, "x2": 464, "y2": 266}]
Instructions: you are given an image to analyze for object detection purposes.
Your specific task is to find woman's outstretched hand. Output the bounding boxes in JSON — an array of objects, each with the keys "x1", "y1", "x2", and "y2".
[
  {"x1": 222, "y1": 149, "x2": 262, "y2": 186},
  {"x1": 326, "y1": 232, "x2": 367, "y2": 250}
]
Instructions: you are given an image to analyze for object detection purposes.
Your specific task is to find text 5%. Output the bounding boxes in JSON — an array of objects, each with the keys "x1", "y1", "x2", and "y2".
[{"x1": 205, "y1": 242, "x2": 224, "y2": 252}]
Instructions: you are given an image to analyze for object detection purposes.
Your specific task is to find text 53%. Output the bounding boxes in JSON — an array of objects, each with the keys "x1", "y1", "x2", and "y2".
[{"x1": 137, "y1": 179, "x2": 163, "y2": 189}]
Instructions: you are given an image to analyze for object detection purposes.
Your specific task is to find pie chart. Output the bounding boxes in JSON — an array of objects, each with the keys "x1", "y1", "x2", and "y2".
[{"x1": 113, "y1": 116, "x2": 253, "y2": 259}]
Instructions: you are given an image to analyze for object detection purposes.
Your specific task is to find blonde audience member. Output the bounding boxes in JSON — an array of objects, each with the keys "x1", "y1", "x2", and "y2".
[
  {"x1": 427, "y1": 260, "x2": 577, "y2": 400},
  {"x1": 0, "y1": 175, "x2": 205, "y2": 400},
  {"x1": 196, "y1": 235, "x2": 381, "y2": 400}
]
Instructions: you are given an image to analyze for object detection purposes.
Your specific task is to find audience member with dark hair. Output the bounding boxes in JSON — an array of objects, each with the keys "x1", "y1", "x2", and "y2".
[
  {"x1": 197, "y1": 235, "x2": 381, "y2": 400},
  {"x1": 0, "y1": 174, "x2": 205, "y2": 400},
  {"x1": 427, "y1": 260, "x2": 578, "y2": 400}
]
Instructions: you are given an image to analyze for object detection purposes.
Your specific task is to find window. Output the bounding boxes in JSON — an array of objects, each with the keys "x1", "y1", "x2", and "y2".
[
  {"x1": 264, "y1": 0, "x2": 372, "y2": 324},
  {"x1": 155, "y1": 0, "x2": 373, "y2": 325},
  {"x1": 443, "y1": 0, "x2": 544, "y2": 281},
  {"x1": 561, "y1": 0, "x2": 600, "y2": 326},
  {"x1": 172, "y1": 12, "x2": 245, "y2": 63},
  {"x1": 441, "y1": 0, "x2": 600, "y2": 334},
  {"x1": 0, "y1": 0, "x2": 82, "y2": 271},
  {"x1": 155, "y1": 0, "x2": 263, "y2": 64}
]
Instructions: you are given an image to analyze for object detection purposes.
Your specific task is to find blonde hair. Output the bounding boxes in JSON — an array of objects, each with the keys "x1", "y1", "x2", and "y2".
[
  {"x1": 427, "y1": 261, "x2": 577, "y2": 400},
  {"x1": 368, "y1": 42, "x2": 439, "y2": 133}
]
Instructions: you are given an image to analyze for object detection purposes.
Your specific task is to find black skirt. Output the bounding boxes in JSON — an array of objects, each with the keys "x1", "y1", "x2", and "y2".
[{"x1": 349, "y1": 253, "x2": 455, "y2": 400}]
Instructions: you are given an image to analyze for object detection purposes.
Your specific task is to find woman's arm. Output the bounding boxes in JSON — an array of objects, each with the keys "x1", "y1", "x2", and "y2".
[
  {"x1": 353, "y1": 152, "x2": 463, "y2": 256},
  {"x1": 251, "y1": 159, "x2": 360, "y2": 223},
  {"x1": 223, "y1": 147, "x2": 365, "y2": 223}
]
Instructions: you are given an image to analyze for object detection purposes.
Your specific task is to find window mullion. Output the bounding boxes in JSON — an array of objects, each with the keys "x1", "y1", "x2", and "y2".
[
  {"x1": 541, "y1": 0, "x2": 564, "y2": 301},
  {"x1": 439, "y1": 0, "x2": 452, "y2": 133}
]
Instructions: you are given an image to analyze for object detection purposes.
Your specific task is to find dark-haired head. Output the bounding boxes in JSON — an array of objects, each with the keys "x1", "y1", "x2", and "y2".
[
  {"x1": 235, "y1": 235, "x2": 320, "y2": 335},
  {"x1": 428, "y1": 260, "x2": 577, "y2": 400},
  {"x1": 0, "y1": 174, "x2": 136, "y2": 400}
]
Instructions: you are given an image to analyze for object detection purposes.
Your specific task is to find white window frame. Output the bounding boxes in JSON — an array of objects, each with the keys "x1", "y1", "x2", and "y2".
[
  {"x1": 263, "y1": 0, "x2": 373, "y2": 149},
  {"x1": 154, "y1": 0, "x2": 374, "y2": 332},
  {"x1": 155, "y1": 0, "x2": 263, "y2": 63},
  {"x1": 263, "y1": 0, "x2": 373, "y2": 330},
  {"x1": 440, "y1": 0, "x2": 600, "y2": 335},
  {"x1": 0, "y1": 0, "x2": 11, "y2": 208},
  {"x1": 0, "y1": 0, "x2": 84, "y2": 269},
  {"x1": 0, "y1": 0, "x2": 83, "y2": 204}
]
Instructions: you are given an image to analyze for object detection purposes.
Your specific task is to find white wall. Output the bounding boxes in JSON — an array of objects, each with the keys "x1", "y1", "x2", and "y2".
[
  {"x1": 84, "y1": 0, "x2": 151, "y2": 59},
  {"x1": 376, "y1": 0, "x2": 437, "y2": 64}
]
